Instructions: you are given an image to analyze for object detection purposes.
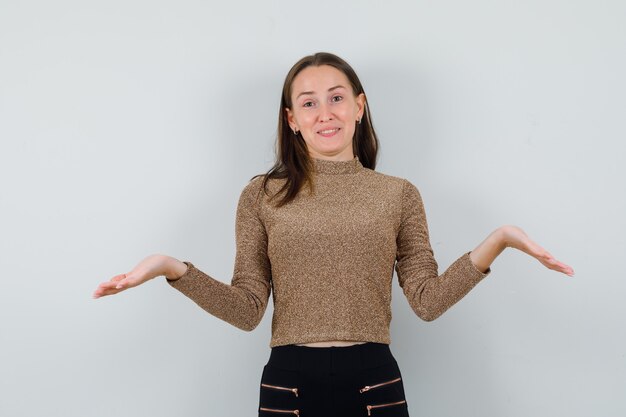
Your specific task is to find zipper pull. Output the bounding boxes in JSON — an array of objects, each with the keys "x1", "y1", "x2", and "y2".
[
  {"x1": 360, "y1": 386, "x2": 372, "y2": 393},
  {"x1": 367, "y1": 405, "x2": 373, "y2": 416}
]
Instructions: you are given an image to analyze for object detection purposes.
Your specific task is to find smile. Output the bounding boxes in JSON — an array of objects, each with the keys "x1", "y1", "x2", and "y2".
[{"x1": 317, "y1": 128, "x2": 340, "y2": 137}]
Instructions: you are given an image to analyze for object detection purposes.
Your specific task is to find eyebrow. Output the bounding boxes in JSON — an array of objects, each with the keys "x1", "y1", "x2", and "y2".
[{"x1": 296, "y1": 85, "x2": 346, "y2": 100}]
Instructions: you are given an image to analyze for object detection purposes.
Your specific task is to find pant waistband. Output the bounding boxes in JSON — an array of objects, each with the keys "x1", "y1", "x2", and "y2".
[{"x1": 266, "y1": 342, "x2": 395, "y2": 373}]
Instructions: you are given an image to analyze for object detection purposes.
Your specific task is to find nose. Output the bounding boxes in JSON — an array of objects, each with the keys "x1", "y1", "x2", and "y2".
[{"x1": 318, "y1": 102, "x2": 333, "y2": 122}]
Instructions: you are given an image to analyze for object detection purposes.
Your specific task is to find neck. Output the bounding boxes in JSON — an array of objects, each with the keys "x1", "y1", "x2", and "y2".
[{"x1": 310, "y1": 155, "x2": 363, "y2": 175}]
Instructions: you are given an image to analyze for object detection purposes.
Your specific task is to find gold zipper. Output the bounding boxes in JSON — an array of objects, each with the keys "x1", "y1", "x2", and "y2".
[
  {"x1": 366, "y1": 399, "x2": 407, "y2": 416},
  {"x1": 359, "y1": 377, "x2": 402, "y2": 393},
  {"x1": 259, "y1": 406, "x2": 300, "y2": 415},
  {"x1": 260, "y1": 383, "x2": 299, "y2": 397}
]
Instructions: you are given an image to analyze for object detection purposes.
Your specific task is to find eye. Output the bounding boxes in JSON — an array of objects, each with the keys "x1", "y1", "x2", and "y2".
[
  {"x1": 303, "y1": 101, "x2": 314, "y2": 108},
  {"x1": 331, "y1": 95, "x2": 343, "y2": 103}
]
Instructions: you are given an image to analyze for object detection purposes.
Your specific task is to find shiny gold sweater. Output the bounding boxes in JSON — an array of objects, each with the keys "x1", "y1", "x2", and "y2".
[{"x1": 168, "y1": 156, "x2": 491, "y2": 347}]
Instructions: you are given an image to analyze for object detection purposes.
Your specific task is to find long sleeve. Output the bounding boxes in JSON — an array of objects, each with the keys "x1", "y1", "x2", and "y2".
[
  {"x1": 167, "y1": 177, "x2": 272, "y2": 331},
  {"x1": 395, "y1": 179, "x2": 491, "y2": 322}
]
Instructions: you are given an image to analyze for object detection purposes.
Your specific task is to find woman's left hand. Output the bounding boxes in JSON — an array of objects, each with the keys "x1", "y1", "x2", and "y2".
[{"x1": 500, "y1": 225, "x2": 575, "y2": 276}]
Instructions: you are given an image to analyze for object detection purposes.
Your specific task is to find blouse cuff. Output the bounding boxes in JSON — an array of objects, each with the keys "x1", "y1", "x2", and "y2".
[
  {"x1": 464, "y1": 251, "x2": 491, "y2": 278},
  {"x1": 166, "y1": 261, "x2": 195, "y2": 285}
]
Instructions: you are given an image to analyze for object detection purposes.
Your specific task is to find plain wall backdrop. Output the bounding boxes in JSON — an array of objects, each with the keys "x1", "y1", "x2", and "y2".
[{"x1": 1, "y1": 1, "x2": 624, "y2": 416}]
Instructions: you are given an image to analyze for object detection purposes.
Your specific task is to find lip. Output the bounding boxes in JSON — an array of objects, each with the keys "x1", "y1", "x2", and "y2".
[{"x1": 317, "y1": 127, "x2": 341, "y2": 138}]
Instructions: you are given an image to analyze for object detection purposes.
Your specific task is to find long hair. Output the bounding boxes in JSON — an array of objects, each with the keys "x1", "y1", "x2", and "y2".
[{"x1": 256, "y1": 52, "x2": 379, "y2": 207}]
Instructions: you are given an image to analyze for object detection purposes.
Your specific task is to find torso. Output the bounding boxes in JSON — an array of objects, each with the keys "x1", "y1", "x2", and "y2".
[
  {"x1": 295, "y1": 340, "x2": 368, "y2": 347},
  {"x1": 258, "y1": 162, "x2": 403, "y2": 348}
]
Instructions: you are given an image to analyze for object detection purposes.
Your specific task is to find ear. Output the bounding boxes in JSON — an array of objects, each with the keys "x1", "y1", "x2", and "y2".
[
  {"x1": 355, "y1": 93, "x2": 366, "y2": 120},
  {"x1": 285, "y1": 107, "x2": 297, "y2": 131}
]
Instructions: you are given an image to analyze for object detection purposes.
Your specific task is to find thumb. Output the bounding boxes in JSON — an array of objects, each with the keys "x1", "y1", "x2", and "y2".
[
  {"x1": 115, "y1": 270, "x2": 146, "y2": 290},
  {"x1": 115, "y1": 274, "x2": 129, "y2": 289}
]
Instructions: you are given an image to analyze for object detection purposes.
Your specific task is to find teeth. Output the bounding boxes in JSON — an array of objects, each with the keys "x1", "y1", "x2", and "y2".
[{"x1": 319, "y1": 129, "x2": 338, "y2": 134}]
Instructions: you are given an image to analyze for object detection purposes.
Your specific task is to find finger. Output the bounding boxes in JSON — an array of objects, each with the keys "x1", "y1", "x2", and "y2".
[
  {"x1": 93, "y1": 274, "x2": 126, "y2": 292},
  {"x1": 553, "y1": 259, "x2": 575, "y2": 276},
  {"x1": 111, "y1": 274, "x2": 126, "y2": 283},
  {"x1": 93, "y1": 287, "x2": 118, "y2": 298},
  {"x1": 93, "y1": 285, "x2": 127, "y2": 298},
  {"x1": 544, "y1": 255, "x2": 558, "y2": 265},
  {"x1": 540, "y1": 257, "x2": 575, "y2": 276},
  {"x1": 93, "y1": 275, "x2": 129, "y2": 298},
  {"x1": 115, "y1": 275, "x2": 137, "y2": 290},
  {"x1": 97, "y1": 281, "x2": 121, "y2": 291}
]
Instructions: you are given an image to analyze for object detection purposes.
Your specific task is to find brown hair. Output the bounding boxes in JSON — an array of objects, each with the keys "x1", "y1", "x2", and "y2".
[{"x1": 254, "y1": 52, "x2": 380, "y2": 207}]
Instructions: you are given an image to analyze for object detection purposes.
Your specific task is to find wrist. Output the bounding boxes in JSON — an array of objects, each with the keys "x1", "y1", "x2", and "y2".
[
  {"x1": 469, "y1": 229, "x2": 507, "y2": 274},
  {"x1": 164, "y1": 257, "x2": 188, "y2": 281},
  {"x1": 496, "y1": 225, "x2": 514, "y2": 249}
]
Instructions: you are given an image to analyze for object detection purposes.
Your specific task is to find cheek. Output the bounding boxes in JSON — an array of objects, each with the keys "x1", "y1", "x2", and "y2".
[
  {"x1": 343, "y1": 124, "x2": 356, "y2": 139},
  {"x1": 296, "y1": 111, "x2": 317, "y2": 128},
  {"x1": 338, "y1": 103, "x2": 358, "y2": 120}
]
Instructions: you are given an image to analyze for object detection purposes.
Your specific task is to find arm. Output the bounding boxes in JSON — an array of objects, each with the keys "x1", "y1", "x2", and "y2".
[
  {"x1": 395, "y1": 180, "x2": 491, "y2": 322},
  {"x1": 395, "y1": 180, "x2": 575, "y2": 322},
  {"x1": 165, "y1": 178, "x2": 272, "y2": 331},
  {"x1": 92, "y1": 179, "x2": 272, "y2": 331}
]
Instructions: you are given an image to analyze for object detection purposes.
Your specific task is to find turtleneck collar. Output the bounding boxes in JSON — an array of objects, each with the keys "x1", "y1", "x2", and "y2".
[{"x1": 311, "y1": 156, "x2": 363, "y2": 175}]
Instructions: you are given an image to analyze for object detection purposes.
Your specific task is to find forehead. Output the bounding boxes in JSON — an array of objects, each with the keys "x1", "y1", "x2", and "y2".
[{"x1": 291, "y1": 65, "x2": 351, "y2": 96}]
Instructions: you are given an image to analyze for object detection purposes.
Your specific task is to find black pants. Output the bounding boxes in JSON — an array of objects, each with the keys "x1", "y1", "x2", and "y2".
[{"x1": 258, "y1": 342, "x2": 410, "y2": 417}]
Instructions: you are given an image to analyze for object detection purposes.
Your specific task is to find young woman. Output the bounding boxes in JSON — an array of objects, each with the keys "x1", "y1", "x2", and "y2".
[{"x1": 93, "y1": 52, "x2": 574, "y2": 417}]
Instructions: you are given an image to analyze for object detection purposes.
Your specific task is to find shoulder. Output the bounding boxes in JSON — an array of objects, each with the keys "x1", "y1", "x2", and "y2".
[
  {"x1": 361, "y1": 169, "x2": 426, "y2": 213},
  {"x1": 239, "y1": 174, "x2": 286, "y2": 204},
  {"x1": 242, "y1": 175, "x2": 265, "y2": 193},
  {"x1": 360, "y1": 167, "x2": 420, "y2": 197}
]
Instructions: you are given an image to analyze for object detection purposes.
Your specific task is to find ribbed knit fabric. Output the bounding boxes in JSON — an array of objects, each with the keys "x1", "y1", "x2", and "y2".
[{"x1": 168, "y1": 156, "x2": 491, "y2": 347}]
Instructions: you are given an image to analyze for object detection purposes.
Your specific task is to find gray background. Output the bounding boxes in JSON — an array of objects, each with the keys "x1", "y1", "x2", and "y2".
[{"x1": 1, "y1": 1, "x2": 624, "y2": 416}]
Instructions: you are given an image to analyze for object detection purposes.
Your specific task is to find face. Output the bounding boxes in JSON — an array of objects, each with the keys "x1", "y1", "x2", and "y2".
[{"x1": 286, "y1": 65, "x2": 365, "y2": 161}]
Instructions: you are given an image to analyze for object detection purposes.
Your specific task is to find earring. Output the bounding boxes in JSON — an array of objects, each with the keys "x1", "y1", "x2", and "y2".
[
  {"x1": 292, "y1": 129, "x2": 299, "y2": 135},
  {"x1": 357, "y1": 118, "x2": 362, "y2": 124}
]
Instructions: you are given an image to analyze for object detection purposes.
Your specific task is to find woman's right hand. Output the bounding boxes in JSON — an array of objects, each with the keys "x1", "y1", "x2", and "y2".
[{"x1": 92, "y1": 254, "x2": 186, "y2": 299}]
